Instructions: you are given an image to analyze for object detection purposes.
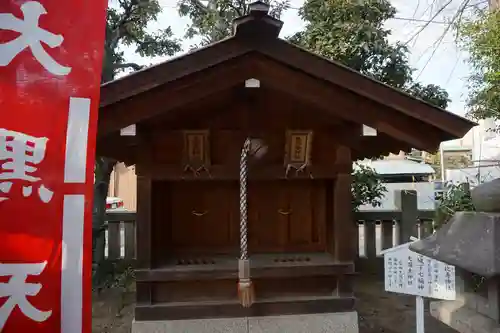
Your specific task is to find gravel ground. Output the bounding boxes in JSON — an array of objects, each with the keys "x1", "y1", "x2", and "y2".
[{"x1": 92, "y1": 276, "x2": 458, "y2": 333}]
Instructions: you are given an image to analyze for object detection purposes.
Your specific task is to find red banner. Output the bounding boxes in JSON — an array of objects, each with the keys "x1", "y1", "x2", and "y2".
[{"x1": 0, "y1": 1, "x2": 107, "y2": 332}]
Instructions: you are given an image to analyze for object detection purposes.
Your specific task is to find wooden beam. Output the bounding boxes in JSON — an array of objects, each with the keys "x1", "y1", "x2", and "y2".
[
  {"x1": 134, "y1": 296, "x2": 355, "y2": 321},
  {"x1": 143, "y1": 164, "x2": 351, "y2": 180},
  {"x1": 98, "y1": 55, "x2": 256, "y2": 138},
  {"x1": 256, "y1": 39, "x2": 475, "y2": 139},
  {"x1": 327, "y1": 123, "x2": 413, "y2": 159},
  {"x1": 100, "y1": 38, "x2": 251, "y2": 107},
  {"x1": 252, "y1": 56, "x2": 443, "y2": 151},
  {"x1": 136, "y1": 262, "x2": 354, "y2": 282}
]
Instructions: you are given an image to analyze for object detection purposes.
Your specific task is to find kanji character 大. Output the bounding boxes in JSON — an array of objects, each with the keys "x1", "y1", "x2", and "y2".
[
  {"x1": 0, "y1": 1, "x2": 72, "y2": 76},
  {"x1": 0, "y1": 261, "x2": 52, "y2": 329},
  {"x1": 0, "y1": 129, "x2": 53, "y2": 203}
]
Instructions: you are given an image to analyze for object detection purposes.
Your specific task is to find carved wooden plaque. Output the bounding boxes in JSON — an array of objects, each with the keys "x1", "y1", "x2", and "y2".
[
  {"x1": 183, "y1": 130, "x2": 210, "y2": 174},
  {"x1": 284, "y1": 130, "x2": 313, "y2": 166}
]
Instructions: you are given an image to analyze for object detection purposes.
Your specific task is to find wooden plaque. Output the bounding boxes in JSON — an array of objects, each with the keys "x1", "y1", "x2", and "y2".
[
  {"x1": 284, "y1": 130, "x2": 313, "y2": 166},
  {"x1": 183, "y1": 130, "x2": 210, "y2": 168}
]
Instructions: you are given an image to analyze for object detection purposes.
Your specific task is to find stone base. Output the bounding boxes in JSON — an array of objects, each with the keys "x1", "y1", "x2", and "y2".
[
  {"x1": 430, "y1": 300, "x2": 500, "y2": 333},
  {"x1": 132, "y1": 311, "x2": 359, "y2": 333}
]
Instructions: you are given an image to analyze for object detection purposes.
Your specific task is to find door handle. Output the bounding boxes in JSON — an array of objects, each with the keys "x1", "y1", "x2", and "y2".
[
  {"x1": 192, "y1": 210, "x2": 208, "y2": 217},
  {"x1": 278, "y1": 209, "x2": 291, "y2": 215}
]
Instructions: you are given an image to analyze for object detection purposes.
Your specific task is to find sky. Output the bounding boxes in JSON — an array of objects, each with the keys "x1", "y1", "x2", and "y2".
[{"x1": 122, "y1": 0, "x2": 473, "y2": 117}]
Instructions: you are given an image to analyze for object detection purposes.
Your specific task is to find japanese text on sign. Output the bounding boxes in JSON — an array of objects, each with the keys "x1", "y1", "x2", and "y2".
[
  {"x1": 0, "y1": 1, "x2": 71, "y2": 75},
  {"x1": 0, "y1": 262, "x2": 52, "y2": 330},
  {"x1": 0, "y1": 129, "x2": 53, "y2": 203},
  {"x1": 382, "y1": 242, "x2": 456, "y2": 300},
  {"x1": 0, "y1": 0, "x2": 108, "y2": 331}
]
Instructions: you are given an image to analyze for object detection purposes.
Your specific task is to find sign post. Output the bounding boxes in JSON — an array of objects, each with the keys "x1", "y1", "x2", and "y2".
[
  {"x1": 416, "y1": 294, "x2": 425, "y2": 333},
  {"x1": 381, "y1": 237, "x2": 456, "y2": 333},
  {"x1": 0, "y1": 1, "x2": 107, "y2": 332}
]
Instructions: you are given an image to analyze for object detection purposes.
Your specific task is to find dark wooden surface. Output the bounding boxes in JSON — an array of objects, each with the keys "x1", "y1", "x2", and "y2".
[
  {"x1": 136, "y1": 253, "x2": 354, "y2": 282},
  {"x1": 99, "y1": 7, "x2": 474, "y2": 142},
  {"x1": 151, "y1": 179, "x2": 331, "y2": 259},
  {"x1": 143, "y1": 164, "x2": 351, "y2": 180},
  {"x1": 135, "y1": 295, "x2": 355, "y2": 321},
  {"x1": 135, "y1": 176, "x2": 152, "y2": 270},
  {"x1": 96, "y1": 4, "x2": 469, "y2": 321},
  {"x1": 334, "y1": 146, "x2": 354, "y2": 262}
]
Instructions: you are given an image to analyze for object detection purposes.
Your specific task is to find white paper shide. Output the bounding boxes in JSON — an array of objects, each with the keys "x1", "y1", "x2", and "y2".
[{"x1": 382, "y1": 242, "x2": 456, "y2": 301}]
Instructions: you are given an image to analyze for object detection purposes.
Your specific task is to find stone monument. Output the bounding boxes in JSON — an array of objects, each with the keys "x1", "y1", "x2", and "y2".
[{"x1": 409, "y1": 179, "x2": 500, "y2": 333}]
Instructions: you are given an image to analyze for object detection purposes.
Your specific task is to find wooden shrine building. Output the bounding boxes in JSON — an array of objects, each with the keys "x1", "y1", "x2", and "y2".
[{"x1": 97, "y1": 1, "x2": 475, "y2": 324}]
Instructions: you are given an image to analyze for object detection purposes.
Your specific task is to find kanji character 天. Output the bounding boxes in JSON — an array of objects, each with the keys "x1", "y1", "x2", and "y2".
[
  {"x1": 0, "y1": 1, "x2": 71, "y2": 76},
  {"x1": 0, "y1": 261, "x2": 52, "y2": 329},
  {"x1": 0, "y1": 129, "x2": 53, "y2": 203}
]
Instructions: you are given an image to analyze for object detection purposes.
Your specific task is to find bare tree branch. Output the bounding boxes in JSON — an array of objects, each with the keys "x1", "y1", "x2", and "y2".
[
  {"x1": 404, "y1": 0, "x2": 454, "y2": 46},
  {"x1": 112, "y1": 62, "x2": 143, "y2": 71},
  {"x1": 227, "y1": 2, "x2": 244, "y2": 17},
  {"x1": 415, "y1": 0, "x2": 473, "y2": 80}
]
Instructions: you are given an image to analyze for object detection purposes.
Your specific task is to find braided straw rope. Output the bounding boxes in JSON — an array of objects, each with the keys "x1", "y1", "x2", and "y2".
[
  {"x1": 240, "y1": 138, "x2": 251, "y2": 260},
  {"x1": 238, "y1": 138, "x2": 254, "y2": 307}
]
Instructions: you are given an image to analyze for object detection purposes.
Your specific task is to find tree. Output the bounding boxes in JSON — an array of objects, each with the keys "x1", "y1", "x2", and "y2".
[
  {"x1": 103, "y1": 0, "x2": 181, "y2": 82},
  {"x1": 352, "y1": 164, "x2": 387, "y2": 211},
  {"x1": 178, "y1": 0, "x2": 290, "y2": 47},
  {"x1": 93, "y1": 0, "x2": 181, "y2": 286},
  {"x1": 459, "y1": 9, "x2": 500, "y2": 122},
  {"x1": 178, "y1": 0, "x2": 450, "y2": 108},
  {"x1": 179, "y1": 0, "x2": 454, "y2": 209},
  {"x1": 290, "y1": 0, "x2": 450, "y2": 109}
]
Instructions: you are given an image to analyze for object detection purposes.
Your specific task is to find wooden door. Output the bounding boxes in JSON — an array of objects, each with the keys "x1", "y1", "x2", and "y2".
[
  {"x1": 282, "y1": 181, "x2": 325, "y2": 251},
  {"x1": 170, "y1": 182, "x2": 202, "y2": 250},
  {"x1": 201, "y1": 183, "x2": 238, "y2": 250},
  {"x1": 248, "y1": 180, "x2": 326, "y2": 253},
  {"x1": 170, "y1": 182, "x2": 237, "y2": 254},
  {"x1": 248, "y1": 181, "x2": 287, "y2": 252}
]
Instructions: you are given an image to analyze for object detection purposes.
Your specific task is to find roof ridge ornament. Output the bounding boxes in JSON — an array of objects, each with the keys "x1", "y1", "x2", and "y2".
[
  {"x1": 248, "y1": 0, "x2": 270, "y2": 14},
  {"x1": 232, "y1": 1, "x2": 283, "y2": 39}
]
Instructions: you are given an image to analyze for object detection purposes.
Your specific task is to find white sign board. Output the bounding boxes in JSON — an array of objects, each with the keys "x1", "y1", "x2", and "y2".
[{"x1": 381, "y1": 242, "x2": 456, "y2": 301}]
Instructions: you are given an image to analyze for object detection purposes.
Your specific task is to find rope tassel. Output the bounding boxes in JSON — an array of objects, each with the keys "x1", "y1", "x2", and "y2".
[
  {"x1": 238, "y1": 138, "x2": 255, "y2": 307},
  {"x1": 238, "y1": 259, "x2": 254, "y2": 307}
]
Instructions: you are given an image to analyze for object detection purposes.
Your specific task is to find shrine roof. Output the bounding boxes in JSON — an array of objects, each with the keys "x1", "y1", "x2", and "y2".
[{"x1": 98, "y1": 1, "x2": 476, "y2": 152}]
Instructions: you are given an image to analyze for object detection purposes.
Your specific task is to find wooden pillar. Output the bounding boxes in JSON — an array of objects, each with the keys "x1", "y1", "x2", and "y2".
[
  {"x1": 136, "y1": 175, "x2": 152, "y2": 269},
  {"x1": 135, "y1": 125, "x2": 153, "y2": 269},
  {"x1": 135, "y1": 126, "x2": 153, "y2": 305},
  {"x1": 333, "y1": 145, "x2": 355, "y2": 262}
]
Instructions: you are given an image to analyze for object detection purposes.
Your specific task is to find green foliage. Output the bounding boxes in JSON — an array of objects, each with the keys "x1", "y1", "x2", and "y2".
[
  {"x1": 93, "y1": 261, "x2": 135, "y2": 292},
  {"x1": 459, "y1": 9, "x2": 500, "y2": 121},
  {"x1": 93, "y1": 1, "x2": 182, "y2": 287},
  {"x1": 103, "y1": 0, "x2": 182, "y2": 82},
  {"x1": 435, "y1": 183, "x2": 475, "y2": 228},
  {"x1": 175, "y1": 0, "x2": 445, "y2": 212},
  {"x1": 405, "y1": 83, "x2": 450, "y2": 109},
  {"x1": 178, "y1": 0, "x2": 290, "y2": 46},
  {"x1": 289, "y1": 0, "x2": 450, "y2": 108},
  {"x1": 352, "y1": 163, "x2": 387, "y2": 211},
  {"x1": 92, "y1": 262, "x2": 135, "y2": 316}
]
